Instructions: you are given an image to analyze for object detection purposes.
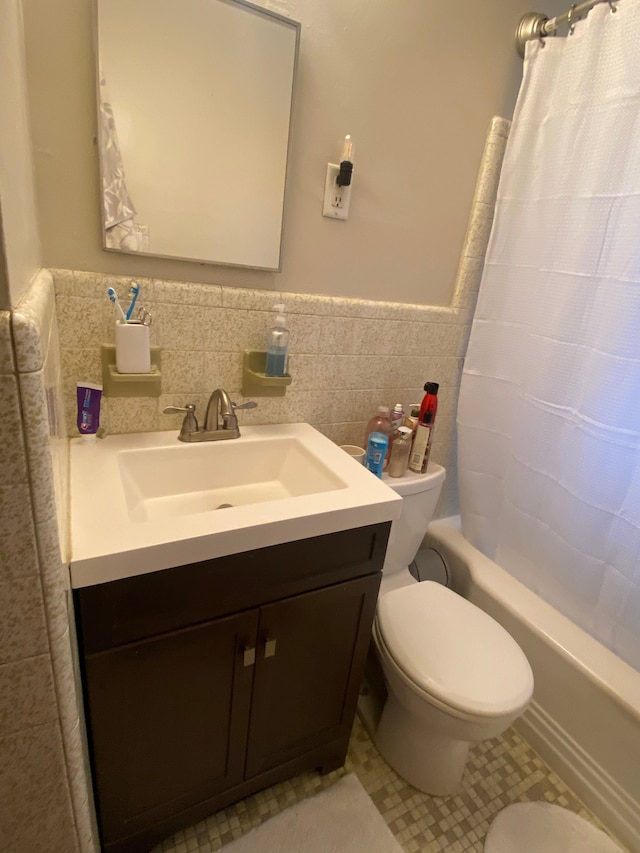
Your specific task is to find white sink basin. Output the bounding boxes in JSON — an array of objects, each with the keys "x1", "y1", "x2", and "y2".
[
  {"x1": 70, "y1": 423, "x2": 401, "y2": 588},
  {"x1": 118, "y1": 436, "x2": 346, "y2": 522}
]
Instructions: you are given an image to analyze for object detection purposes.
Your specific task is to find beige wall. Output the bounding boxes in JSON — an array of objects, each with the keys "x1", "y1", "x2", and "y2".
[
  {"x1": 23, "y1": 0, "x2": 564, "y2": 306},
  {"x1": 0, "y1": 0, "x2": 42, "y2": 309}
]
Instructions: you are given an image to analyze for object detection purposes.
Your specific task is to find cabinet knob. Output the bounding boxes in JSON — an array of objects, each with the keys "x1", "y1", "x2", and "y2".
[
  {"x1": 264, "y1": 638, "x2": 277, "y2": 659},
  {"x1": 243, "y1": 646, "x2": 256, "y2": 667}
]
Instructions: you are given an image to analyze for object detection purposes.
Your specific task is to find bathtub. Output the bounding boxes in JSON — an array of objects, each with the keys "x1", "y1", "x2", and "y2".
[{"x1": 424, "y1": 517, "x2": 640, "y2": 853}]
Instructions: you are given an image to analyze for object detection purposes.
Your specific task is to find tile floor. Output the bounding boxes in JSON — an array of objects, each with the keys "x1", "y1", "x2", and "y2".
[{"x1": 152, "y1": 716, "x2": 607, "y2": 853}]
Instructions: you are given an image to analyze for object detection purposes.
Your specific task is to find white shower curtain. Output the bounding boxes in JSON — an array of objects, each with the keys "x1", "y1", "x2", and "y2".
[{"x1": 457, "y1": 1, "x2": 640, "y2": 672}]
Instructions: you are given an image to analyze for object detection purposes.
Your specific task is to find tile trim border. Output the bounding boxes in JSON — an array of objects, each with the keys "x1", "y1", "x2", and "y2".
[{"x1": 11, "y1": 271, "x2": 99, "y2": 853}]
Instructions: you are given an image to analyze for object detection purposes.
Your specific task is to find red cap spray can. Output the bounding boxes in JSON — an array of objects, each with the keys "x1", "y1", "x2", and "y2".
[{"x1": 409, "y1": 383, "x2": 439, "y2": 473}]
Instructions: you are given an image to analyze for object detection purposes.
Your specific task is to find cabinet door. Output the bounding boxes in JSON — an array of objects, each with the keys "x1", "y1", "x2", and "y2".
[
  {"x1": 84, "y1": 610, "x2": 258, "y2": 846},
  {"x1": 245, "y1": 574, "x2": 379, "y2": 778}
]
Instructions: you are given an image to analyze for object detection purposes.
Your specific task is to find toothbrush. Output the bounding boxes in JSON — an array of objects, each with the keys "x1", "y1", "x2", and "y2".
[
  {"x1": 107, "y1": 287, "x2": 128, "y2": 323},
  {"x1": 125, "y1": 282, "x2": 140, "y2": 321}
]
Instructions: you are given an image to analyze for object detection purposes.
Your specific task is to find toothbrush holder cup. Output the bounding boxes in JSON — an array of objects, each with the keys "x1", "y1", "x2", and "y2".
[
  {"x1": 339, "y1": 444, "x2": 366, "y2": 465},
  {"x1": 115, "y1": 322, "x2": 151, "y2": 374}
]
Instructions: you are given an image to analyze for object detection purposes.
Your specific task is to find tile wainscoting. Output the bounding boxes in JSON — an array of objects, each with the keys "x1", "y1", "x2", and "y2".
[{"x1": 55, "y1": 270, "x2": 468, "y2": 516}]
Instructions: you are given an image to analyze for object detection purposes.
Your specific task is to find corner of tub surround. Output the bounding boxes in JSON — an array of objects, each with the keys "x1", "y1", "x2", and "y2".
[
  {"x1": 4, "y1": 271, "x2": 95, "y2": 851},
  {"x1": 11, "y1": 268, "x2": 56, "y2": 374},
  {"x1": 488, "y1": 115, "x2": 511, "y2": 142},
  {"x1": 10, "y1": 266, "x2": 69, "y2": 548},
  {"x1": 449, "y1": 222, "x2": 489, "y2": 319},
  {"x1": 0, "y1": 310, "x2": 15, "y2": 374},
  {"x1": 450, "y1": 116, "x2": 510, "y2": 317}
]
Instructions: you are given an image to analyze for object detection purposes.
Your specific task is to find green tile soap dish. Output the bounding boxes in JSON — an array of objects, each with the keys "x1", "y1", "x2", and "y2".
[
  {"x1": 101, "y1": 344, "x2": 162, "y2": 397},
  {"x1": 242, "y1": 350, "x2": 292, "y2": 397}
]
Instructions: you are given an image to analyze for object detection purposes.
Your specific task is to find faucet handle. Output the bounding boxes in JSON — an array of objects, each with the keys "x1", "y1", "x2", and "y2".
[
  {"x1": 163, "y1": 403, "x2": 196, "y2": 415},
  {"x1": 162, "y1": 403, "x2": 199, "y2": 440},
  {"x1": 227, "y1": 400, "x2": 257, "y2": 429}
]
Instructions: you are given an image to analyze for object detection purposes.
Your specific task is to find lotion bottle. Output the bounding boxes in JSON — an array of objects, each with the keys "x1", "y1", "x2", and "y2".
[
  {"x1": 390, "y1": 402, "x2": 404, "y2": 433},
  {"x1": 265, "y1": 303, "x2": 290, "y2": 377},
  {"x1": 388, "y1": 426, "x2": 413, "y2": 477}
]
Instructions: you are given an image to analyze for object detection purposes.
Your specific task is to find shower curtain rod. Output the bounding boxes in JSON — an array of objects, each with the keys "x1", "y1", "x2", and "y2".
[{"x1": 515, "y1": 0, "x2": 616, "y2": 56}]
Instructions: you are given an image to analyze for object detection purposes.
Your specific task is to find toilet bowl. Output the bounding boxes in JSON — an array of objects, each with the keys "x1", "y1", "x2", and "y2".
[
  {"x1": 369, "y1": 464, "x2": 534, "y2": 795},
  {"x1": 373, "y1": 581, "x2": 534, "y2": 794}
]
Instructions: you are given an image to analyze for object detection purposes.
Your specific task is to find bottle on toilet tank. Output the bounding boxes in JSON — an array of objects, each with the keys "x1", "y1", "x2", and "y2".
[
  {"x1": 409, "y1": 383, "x2": 439, "y2": 474},
  {"x1": 365, "y1": 432, "x2": 388, "y2": 478},
  {"x1": 388, "y1": 425, "x2": 413, "y2": 478},
  {"x1": 390, "y1": 403, "x2": 404, "y2": 433},
  {"x1": 418, "y1": 382, "x2": 439, "y2": 425},
  {"x1": 364, "y1": 406, "x2": 394, "y2": 467},
  {"x1": 403, "y1": 403, "x2": 421, "y2": 435}
]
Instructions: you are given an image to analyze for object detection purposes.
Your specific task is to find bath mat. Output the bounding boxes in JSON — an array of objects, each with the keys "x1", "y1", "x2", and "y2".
[
  {"x1": 220, "y1": 773, "x2": 403, "y2": 853},
  {"x1": 484, "y1": 802, "x2": 624, "y2": 853}
]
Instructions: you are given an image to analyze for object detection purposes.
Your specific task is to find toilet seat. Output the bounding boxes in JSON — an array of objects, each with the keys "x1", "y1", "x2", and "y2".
[{"x1": 376, "y1": 582, "x2": 533, "y2": 718}]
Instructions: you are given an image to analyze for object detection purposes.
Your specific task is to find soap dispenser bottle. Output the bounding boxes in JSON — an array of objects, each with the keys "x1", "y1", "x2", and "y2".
[{"x1": 265, "y1": 303, "x2": 290, "y2": 377}]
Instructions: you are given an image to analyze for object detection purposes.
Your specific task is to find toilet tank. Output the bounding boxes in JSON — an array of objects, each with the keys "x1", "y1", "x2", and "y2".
[{"x1": 381, "y1": 463, "x2": 446, "y2": 577}]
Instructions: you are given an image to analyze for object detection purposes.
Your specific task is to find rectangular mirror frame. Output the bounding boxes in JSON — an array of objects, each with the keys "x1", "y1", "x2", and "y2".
[{"x1": 94, "y1": 0, "x2": 301, "y2": 272}]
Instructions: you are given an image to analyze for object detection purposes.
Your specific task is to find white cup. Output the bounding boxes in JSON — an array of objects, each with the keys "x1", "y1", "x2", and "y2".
[
  {"x1": 340, "y1": 444, "x2": 366, "y2": 464},
  {"x1": 115, "y1": 322, "x2": 151, "y2": 373}
]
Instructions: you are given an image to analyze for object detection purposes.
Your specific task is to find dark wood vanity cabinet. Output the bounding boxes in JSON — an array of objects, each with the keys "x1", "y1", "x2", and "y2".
[
  {"x1": 83, "y1": 610, "x2": 258, "y2": 847},
  {"x1": 75, "y1": 522, "x2": 390, "y2": 853}
]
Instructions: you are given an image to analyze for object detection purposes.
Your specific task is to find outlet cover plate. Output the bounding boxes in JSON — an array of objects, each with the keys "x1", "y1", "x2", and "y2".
[{"x1": 322, "y1": 163, "x2": 351, "y2": 220}]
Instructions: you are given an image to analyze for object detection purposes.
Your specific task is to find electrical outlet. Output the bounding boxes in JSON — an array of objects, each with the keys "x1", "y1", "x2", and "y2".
[{"x1": 322, "y1": 163, "x2": 351, "y2": 220}]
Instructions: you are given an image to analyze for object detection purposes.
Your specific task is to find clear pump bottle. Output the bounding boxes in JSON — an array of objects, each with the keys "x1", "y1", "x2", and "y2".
[
  {"x1": 388, "y1": 426, "x2": 413, "y2": 477},
  {"x1": 265, "y1": 303, "x2": 290, "y2": 377}
]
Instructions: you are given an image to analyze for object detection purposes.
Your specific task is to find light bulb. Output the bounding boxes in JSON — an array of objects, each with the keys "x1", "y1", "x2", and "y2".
[{"x1": 341, "y1": 135, "x2": 354, "y2": 163}]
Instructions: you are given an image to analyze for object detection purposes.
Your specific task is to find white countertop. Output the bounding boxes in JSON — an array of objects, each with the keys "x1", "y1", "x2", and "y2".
[{"x1": 69, "y1": 423, "x2": 402, "y2": 588}]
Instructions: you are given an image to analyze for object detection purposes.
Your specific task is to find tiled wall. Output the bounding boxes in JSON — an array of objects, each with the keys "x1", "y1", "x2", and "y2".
[
  {"x1": 0, "y1": 271, "x2": 98, "y2": 853},
  {"x1": 54, "y1": 274, "x2": 467, "y2": 514},
  {"x1": 0, "y1": 308, "x2": 71, "y2": 853}
]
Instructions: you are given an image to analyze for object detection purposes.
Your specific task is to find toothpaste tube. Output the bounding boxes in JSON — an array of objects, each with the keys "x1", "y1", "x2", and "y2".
[{"x1": 76, "y1": 382, "x2": 102, "y2": 439}]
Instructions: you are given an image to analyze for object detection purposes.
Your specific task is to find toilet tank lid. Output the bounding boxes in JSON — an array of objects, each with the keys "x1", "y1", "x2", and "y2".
[
  {"x1": 381, "y1": 462, "x2": 446, "y2": 496},
  {"x1": 377, "y1": 582, "x2": 534, "y2": 717}
]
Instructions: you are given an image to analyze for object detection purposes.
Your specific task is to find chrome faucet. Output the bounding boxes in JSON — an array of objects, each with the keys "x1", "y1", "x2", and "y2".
[
  {"x1": 163, "y1": 389, "x2": 257, "y2": 442},
  {"x1": 204, "y1": 387, "x2": 238, "y2": 433}
]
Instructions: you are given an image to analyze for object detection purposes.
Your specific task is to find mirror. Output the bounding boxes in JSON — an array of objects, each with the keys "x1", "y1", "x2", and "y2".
[{"x1": 96, "y1": 0, "x2": 300, "y2": 271}]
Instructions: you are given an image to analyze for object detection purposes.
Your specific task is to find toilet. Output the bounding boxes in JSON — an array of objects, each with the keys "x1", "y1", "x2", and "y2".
[{"x1": 368, "y1": 463, "x2": 534, "y2": 796}]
